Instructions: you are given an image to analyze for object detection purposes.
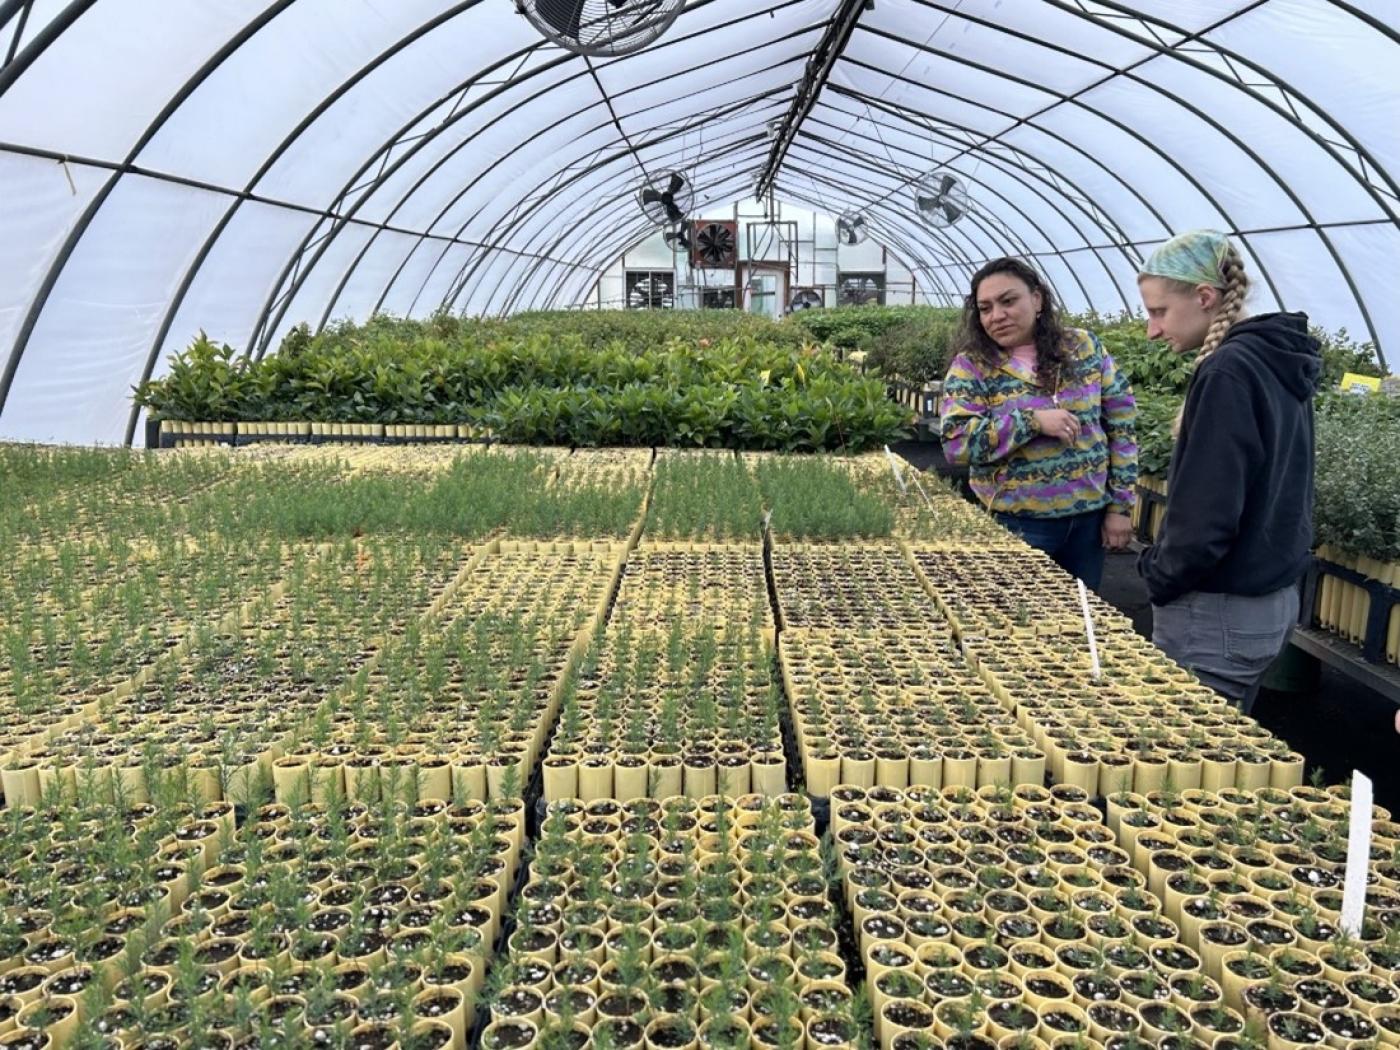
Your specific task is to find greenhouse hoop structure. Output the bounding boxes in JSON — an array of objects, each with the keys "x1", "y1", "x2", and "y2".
[{"x1": 0, "y1": 0, "x2": 1397, "y2": 445}]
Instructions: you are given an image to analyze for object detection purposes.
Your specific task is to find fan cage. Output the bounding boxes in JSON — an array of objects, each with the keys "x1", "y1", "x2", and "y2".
[{"x1": 518, "y1": 0, "x2": 685, "y2": 57}]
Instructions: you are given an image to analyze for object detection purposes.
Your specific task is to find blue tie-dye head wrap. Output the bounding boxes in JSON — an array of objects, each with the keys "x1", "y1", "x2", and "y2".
[{"x1": 1140, "y1": 230, "x2": 1232, "y2": 289}]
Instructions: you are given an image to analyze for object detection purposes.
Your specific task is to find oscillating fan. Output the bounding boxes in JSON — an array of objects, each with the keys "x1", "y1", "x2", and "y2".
[
  {"x1": 915, "y1": 173, "x2": 969, "y2": 227},
  {"x1": 788, "y1": 288, "x2": 824, "y2": 313},
  {"x1": 836, "y1": 212, "x2": 869, "y2": 246},
  {"x1": 662, "y1": 222, "x2": 692, "y2": 253},
  {"x1": 692, "y1": 221, "x2": 737, "y2": 268},
  {"x1": 516, "y1": 0, "x2": 684, "y2": 57},
  {"x1": 638, "y1": 172, "x2": 694, "y2": 226}
]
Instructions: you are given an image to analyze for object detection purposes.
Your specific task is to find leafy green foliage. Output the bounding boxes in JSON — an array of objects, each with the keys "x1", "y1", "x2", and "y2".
[
  {"x1": 786, "y1": 304, "x2": 949, "y2": 348},
  {"x1": 1314, "y1": 393, "x2": 1400, "y2": 560},
  {"x1": 1313, "y1": 326, "x2": 1384, "y2": 388},
  {"x1": 865, "y1": 309, "x2": 963, "y2": 384},
  {"x1": 134, "y1": 313, "x2": 909, "y2": 452},
  {"x1": 1088, "y1": 315, "x2": 1195, "y2": 395},
  {"x1": 1129, "y1": 390, "x2": 1184, "y2": 478}
]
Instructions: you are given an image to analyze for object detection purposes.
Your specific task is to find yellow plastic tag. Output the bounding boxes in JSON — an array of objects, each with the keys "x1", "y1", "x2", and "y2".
[{"x1": 1340, "y1": 372, "x2": 1381, "y2": 393}]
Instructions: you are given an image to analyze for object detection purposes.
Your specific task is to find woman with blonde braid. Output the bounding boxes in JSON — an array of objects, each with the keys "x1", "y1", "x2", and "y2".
[{"x1": 1137, "y1": 231, "x2": 1320, "y2": 711}]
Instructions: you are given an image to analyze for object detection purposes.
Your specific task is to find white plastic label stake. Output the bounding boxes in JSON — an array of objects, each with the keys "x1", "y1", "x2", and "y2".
[
  {"x1": 1077, "y1": 578, "x2": 1102, "y2": 680},
  {"x1": 909, "y1": 469, "x2": 937, "y2": 511},
  {"x1": 1340, "y1": 770, "x2": 1374, "y2": 938},
  {"x1": 883, "y1": 445, "x2": 908, "y2": 496}
]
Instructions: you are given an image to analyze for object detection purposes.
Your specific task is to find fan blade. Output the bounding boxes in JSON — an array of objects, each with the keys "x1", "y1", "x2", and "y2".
[
  {"x1": 664, "y1": 198, "x2": 683, "y2": 223},
  {"x1": 534, "y1": 0, "x2": 587, "y2": 39},
  {"x1": 939, "y1": 174, "x2": 956, "y2": 196},
  {"x1": 641, "y1": 188, "x2": 664, "y2": 207},
  {"x1": 942, "y1": 202, "x2": 963, "y2": 223},
  {"x1": 667, "y1": 172, "x2": 685, "y2": 196},
  {"x1": 916, "y1": 196, "x2": 937, "y2": 213},
  {"x1": 851, "y1": 216, "x2": 866, "y2": 232}
]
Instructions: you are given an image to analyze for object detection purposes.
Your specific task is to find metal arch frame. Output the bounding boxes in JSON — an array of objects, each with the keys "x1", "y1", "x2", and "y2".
[
  {"x1": 896, "y1": 0, "x2": 1386, "y2": 350},
  {"x1": 834, "y1": 22, "x2": 1292, "y2": 321},
  {"x1": 1328, "y1": 0, "x2": 1400, "y2": 47},
  {"x1": 448, "y1": 121, "x2": 782, "y2": 316},
  {"x1": 784, "y1": 133, "x2": 1086, "y2": 306},
  {"x1": 824, "y1": 81, "x2": 1150, "y2": 273},
  {"x1": 789, "y1": 116, "x2": 1072, "y2": 295},
  {"x1": 0, "y1": 0, "x2": 304, "y2": 425},
  {"x1": 374, "y1": 45, "x2": 810, "y2": 320},
  {"x1": 375, "y1": 81, "x2": 775, "y2": 319},
  {"x1": 458, "y1": 101, "x2": 995, "y2": 317},
  {"x1": 555, "y1": 182, "x2": 968, "y2": 313},
  {"x1": 346, "y1": 14, "x2": 821, "y2": 327},
  {"x1": 851, "y1": 8, "x2": 1385, "y2": 350},
  {"x1": 461, "y1": 131, "x2": 778, "y2": 317},
  {"x1": 329, "y1": 50, "x2": 806, "y2": 324},
  {"x1": 0, "y1": 0, "x2": 1389, "y2": 438},
  {"x1": 116, "y1": 0, "x2": 520, "y2": 444},
  {"x1": 555, "y1": 193, "x2": 961, "y2": 313},
  {"x1": 420, "y1": 37, "x2": 1120, "y2": 320},
  {"x1": 339, "y1": 34, "x2": 819, "y2": 329},
  {"x1": 808, "y1": 94, "x2": 1136, "y2": 309},
  {"x1": 243, "y1": 43, "x2": 583, "y2": 359},
  {"x1": 794, "y1": 110, "x2": 1133, "y2": 310},
  {"x1": 0, "y1": 0, "x2": 33, "y2": 67},
  {"x1": 427, "y1": 92, "x2": 797, "y2": 320},
  {"x1": 544, "y1": 162, "x2": 971, "y2": 312},
  {"x1": 1053, "y1": 0, "x2": 1400, "y2": 215},
  {"x1": 812, "y1": 90, "x2": 1160, "y2": 306},
  {"x1": 245, "y1": 0, "x2": 814, "y2": 359},
  {"x1": 347, "y1": 93, "x2": 785, "y2": 326},
  {"x1": 827, "y1": 55, "x2": 1179, "y2": 243},
  {"x1": 326, "y1": 87, "x2": 787, "y2": 322},
  {"x1": 0, "y1": 0, "x2": 94, "y2": 92},
  {"x1": 453, "y1": 106, "x2": 1075, "y2": 319},
  {"x1": 448, "y1": 6, "x2": 1260, "y2": 323},
  {"x1": 444, "y1": 8, "x2": 1247, "y2": 323},
  {"x1": 753, "y1": 0, "x2": 867, "y2": 202}
]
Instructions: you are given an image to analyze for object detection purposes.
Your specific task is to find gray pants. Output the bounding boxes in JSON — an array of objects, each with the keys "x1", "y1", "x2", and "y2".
[{"x1": 1151, "y1": 587, "x2": 1300, "y2": 713}]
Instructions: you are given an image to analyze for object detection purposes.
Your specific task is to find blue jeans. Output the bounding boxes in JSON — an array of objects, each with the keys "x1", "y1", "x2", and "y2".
[{"x1": 994, "y1": 508, "x2": 1107, "y2": 590}]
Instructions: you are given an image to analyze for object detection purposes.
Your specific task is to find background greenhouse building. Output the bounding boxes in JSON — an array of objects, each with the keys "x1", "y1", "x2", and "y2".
[{"x1": 4, "y1": 3, "x2": 1400, "y2": 1049}]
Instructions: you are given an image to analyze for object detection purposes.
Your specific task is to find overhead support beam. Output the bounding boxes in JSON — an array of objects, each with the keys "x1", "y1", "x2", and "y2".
[{"x1": 752, "y1": 0, "x2": 867, "y2": 201}]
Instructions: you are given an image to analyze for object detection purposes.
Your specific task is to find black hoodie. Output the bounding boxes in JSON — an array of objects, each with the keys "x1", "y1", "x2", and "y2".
[{"x1": 1138, "y1": 312, "x2": 1320, "y2": 607}]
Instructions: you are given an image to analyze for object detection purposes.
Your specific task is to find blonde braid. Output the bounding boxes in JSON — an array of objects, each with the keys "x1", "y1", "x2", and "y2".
[{"x1": 1172, "y1": 242, "x2": 1250, "y2": 436}]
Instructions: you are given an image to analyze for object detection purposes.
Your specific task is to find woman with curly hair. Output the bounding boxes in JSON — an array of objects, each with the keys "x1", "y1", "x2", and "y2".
[{"x1": 940, "y1": 257, "x2": 1138, "y2": 590}]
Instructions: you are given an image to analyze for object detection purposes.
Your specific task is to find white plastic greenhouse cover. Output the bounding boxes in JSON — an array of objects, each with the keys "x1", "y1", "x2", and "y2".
[{"x1": 0, "y1": 0, "x2": 1397, "y2": 445}]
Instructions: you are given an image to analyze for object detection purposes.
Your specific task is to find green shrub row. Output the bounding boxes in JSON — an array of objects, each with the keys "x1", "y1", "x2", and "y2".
[
  {"x1": 134, "y1": 314, "x2": 910, "y2": 453},
  {"x1": 789, "y1": 305, "x2": 964, "y2": 386},
  {"x1": 1314, "y1": 394, "x2": 1400, "y2": 562}
]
